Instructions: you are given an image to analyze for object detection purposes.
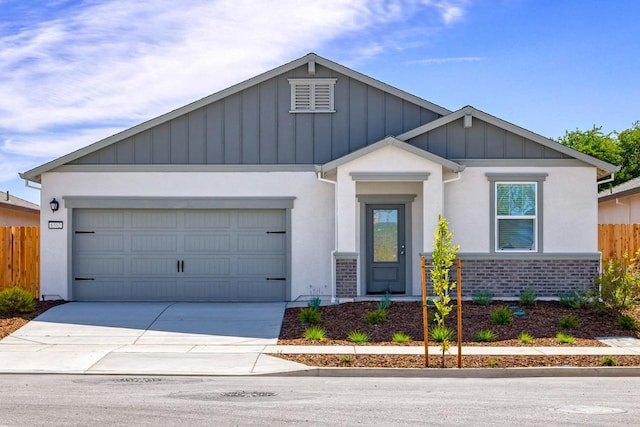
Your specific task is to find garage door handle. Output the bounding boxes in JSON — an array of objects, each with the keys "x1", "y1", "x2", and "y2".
[
  {"x1": 177, "y1": 260, "x2": 180, "y2": 272},
  {"x1": 266, "y1": 231, "x2": 286, "y2": 234},
  {"x1": 267, "y1": 277, "x2": 286, "y2": 281},
  {"x1": 75, "y1": 277, "x2": 95, "y2": 281},
  {"x1": 181, "y1": 260, "x2": 184, "y2": 272},
  {"x1": 75, "y1": 231, "x2": 95, "y2": 234}
]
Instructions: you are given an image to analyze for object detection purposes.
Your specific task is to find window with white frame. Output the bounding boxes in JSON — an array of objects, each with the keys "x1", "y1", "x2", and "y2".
[
  {"x1": 496, "y1": 182, "x2": 537, "y2": 251},
  {"x1": 486, "y1": 173, "x2": 546, "y2": 253},
  {"x1": 289, "y1": 78, "x2": 336, "y2": 113}
]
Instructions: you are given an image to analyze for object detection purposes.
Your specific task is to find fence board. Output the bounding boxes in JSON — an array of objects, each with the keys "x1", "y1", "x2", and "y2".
[
  {"x1": 598, "y1": 224, "x2": 640, "y2": 262},
  {"x1": 0, "y1": 226, "x2": 40, "y2": 298}
]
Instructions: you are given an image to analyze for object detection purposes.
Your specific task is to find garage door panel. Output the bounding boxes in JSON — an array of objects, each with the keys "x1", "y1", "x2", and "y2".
[
  {"x1": 73, "y1": 209, "x2": 288, "y2": 301},
  {"x1": 131, "y1": 211, "x2": 178, "y2": 228},
  {"x1": 74, "y1": 234, "x2": 124, "y2": 252},
  {"x1": 75, "y1": 210, "x2": 124, "y2": 229},
  {"x1": 75, "y1": 257, "x2": 124, "y2": 276},
  {"x1": 131, "y1": 258, "x2": 179, "y2": 275},
  {"x1": 129, "y1": 280, "x2": 179, "y2": 300},
  {"x1": 184, "y1": 234, "x2": 231, "y2": 252},
  {"x1": 238, "y1": 234, "x2": 285, "y2": 252},
  {"x1": 184, "y1": 258, "x2": 230, "y2": 275},
  {"x1": 184, "y1": 211, "x2": 231, "y2": 229},
  {"x1": 237, "y1": 210, "x2": 285, "y2": 229},
  {"x1": 74, "y1": 280, "x2": 126, "y2": 300},
  {"x1": 131, "y1": 234, "x2": 178, "y2": 252},
  {"x1": 183, "y1": 280, "x2": 235, "y2": 300},
  {"x1": 237, "y1": 257, "x2": 285, "y2": 276},
  {"x1": 236, "y1": 280, "x2": 285, "y2": 300}
]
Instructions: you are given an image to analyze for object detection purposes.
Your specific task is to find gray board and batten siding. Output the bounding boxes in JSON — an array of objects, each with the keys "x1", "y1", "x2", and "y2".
[
  {"x1": 405, "y1": 116, "x2": 573, "y2": 161},
  {"x1": 69, "y1": 63, "x2": 442, "y2": 167}
]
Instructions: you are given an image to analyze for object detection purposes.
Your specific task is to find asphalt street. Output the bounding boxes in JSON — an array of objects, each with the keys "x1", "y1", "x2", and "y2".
[{"x1": 0, "y1": 374, "x2": 638, "y2": 426}]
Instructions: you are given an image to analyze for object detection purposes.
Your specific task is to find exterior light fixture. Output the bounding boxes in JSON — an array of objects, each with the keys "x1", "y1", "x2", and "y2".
[{"x1": 50, "y1": 198, "x2": 59, "y2": 212}]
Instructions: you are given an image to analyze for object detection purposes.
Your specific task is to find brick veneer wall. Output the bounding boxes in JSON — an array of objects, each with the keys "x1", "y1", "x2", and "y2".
[
  {"x1": 426, "y1": 257, "x2": 600, "y2": 298},
  {"x1": 335, "y1": 258, "x2": 357, "y2": 298}
]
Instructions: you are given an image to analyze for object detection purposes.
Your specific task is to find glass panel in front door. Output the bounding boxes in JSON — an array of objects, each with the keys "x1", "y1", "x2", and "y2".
[{"x1": 373, "y1": 209, "x2": 398, "y2": 262}]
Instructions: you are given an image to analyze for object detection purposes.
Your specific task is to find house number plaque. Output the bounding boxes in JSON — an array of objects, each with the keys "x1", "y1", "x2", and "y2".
[{"x1": 48, "y1": 221, "x2": 64, "y2": 229}]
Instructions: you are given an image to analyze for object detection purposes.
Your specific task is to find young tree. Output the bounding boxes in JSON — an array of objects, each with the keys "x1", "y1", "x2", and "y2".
[{"x1": 430, "y1": 215, "x2": 460, "y2": 368}]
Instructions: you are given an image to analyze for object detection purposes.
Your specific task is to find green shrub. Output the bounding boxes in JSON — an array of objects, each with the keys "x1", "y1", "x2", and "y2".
[
  {"x1": 556, "y1": 332, "x2": 575, "y2": 344},
  {"x1": 0, "y1": 286, "x2": 35, "y2": 315},
  {"x1": 596, "y1": 251, "x2": 640, "y2": 309},
  {"x1": 430, "y1": 325, "x2": 453, "y2": 343},
  {"x1": 307, "y1": 296, "x2": 321, "y2": 310},
  {"x1": 298, "y1": 307, "x2": 320, "y2": 324},
  {"x1": 391, "y1": 332, "x2": 411, "y2": 343},
  {"x1": 559, "y1": 290, "x2": 590, "y2": 308},
  {"x1": 363, "y1": 308, "x2": 387, "y2": 325},
  {"x1": 558, "y1": 315, "x2": 579, "y2": 329},
  {"x1": 303, "y1": 326, "x2": 326, "y2": 340},
  {"x1": 472, "y1": 290, "x2": 493, "y2": 306},
  {"x1": 487, "y1": 358, "x2": 499, "y2": 368},
  {"x1": 600, "y1": 356, "x2": 618, "y2": 366},
  {"x1": 491, "y1": 306, "x2": 513, "y2": 325},
  {"x1": 339, "y1": 355, "x2": 354, "y2": 364},
  {"x1": 377, "y1": 293, "x2": 391, "y2": 311},
  {"x1": 519, "y1": 288, "x2": 537, "y2": 306},
  {"x1": 347, "y1": 330, "x2": 369, "y2": 343},
  {"x1": 616, "y1": 314, "x2": 638, "y2": 331},
  {"x1": 518, "y1": 331, "x2": 535, "y2": 344},
  {"x1": 474, "y1": 329, "x2": 497, "y2": 342}
]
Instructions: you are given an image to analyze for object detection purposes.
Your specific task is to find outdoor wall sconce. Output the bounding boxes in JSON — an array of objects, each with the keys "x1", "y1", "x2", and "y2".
[{"x1": 49, "y1": 198, "x2": 59, "y2": 212}]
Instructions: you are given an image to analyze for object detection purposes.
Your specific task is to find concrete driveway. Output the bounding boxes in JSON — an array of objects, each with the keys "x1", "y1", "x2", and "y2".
[{"x1": 0, "y1": 302, "x2": 308, "y2": 375}]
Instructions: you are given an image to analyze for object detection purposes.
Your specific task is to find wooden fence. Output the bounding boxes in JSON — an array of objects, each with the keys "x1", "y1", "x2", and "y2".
[
  {"x1": 0, "y1": 226, "x2": 40, "y2": 298},
  {"x1": 598, "y1": 223, "x2": 640, "y2": 262}
]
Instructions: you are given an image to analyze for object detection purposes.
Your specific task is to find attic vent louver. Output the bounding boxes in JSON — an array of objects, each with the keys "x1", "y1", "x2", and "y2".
[{"x1": 289, "y1": 78, "x2": 336, "y2": 113}]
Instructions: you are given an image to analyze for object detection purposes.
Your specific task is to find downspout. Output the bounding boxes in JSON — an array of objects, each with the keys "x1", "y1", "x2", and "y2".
[
  {"x1": 317, "y1": 170, "x2": 338, "y2": 303},
  {"x1": 597, "y1": 173, "x2": 615, "y2": 187}
]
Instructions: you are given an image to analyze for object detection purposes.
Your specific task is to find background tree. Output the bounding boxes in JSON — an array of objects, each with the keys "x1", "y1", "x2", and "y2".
[
  {"x1": 557, "y1": 123, "x2": 640, "y2": 189},
  {"x1": 615, "y1": 122, "x2": 640, "y2": 184}
]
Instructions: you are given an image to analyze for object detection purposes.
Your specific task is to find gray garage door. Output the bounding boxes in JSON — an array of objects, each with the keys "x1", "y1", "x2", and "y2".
[{"x1": 72, "y1": 209, "x2": 288, "y2": 301}]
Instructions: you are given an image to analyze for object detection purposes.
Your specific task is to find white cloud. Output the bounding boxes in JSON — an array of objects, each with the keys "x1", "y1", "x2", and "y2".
[{"x1": 0, "y1": 0, "x2": 472, "y2": 171}]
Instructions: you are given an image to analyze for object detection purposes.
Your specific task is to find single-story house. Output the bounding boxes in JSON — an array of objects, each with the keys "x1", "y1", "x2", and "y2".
[
  {"x1": 20, "y1": 53, "x2": 618, "y2": 302},
  {"x1": 598, "y1": 177, "x2": 640, "y2": 224},
  {"x1": 0, "y1": 191, "x2": 40, "y2": 226}
]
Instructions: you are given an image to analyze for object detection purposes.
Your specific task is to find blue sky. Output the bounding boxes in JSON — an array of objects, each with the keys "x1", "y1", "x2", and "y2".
[{"x1": 1, "y1": 0, "x2": 638, "y2": 204}]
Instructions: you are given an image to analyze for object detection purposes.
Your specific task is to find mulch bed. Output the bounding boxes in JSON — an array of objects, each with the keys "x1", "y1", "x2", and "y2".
[
  {"x1": 276, "y1": 301, "x2": 640, "y2": 368},
  {"x1": 276, "y1": 354, "x2": 640, "y2": 368}
]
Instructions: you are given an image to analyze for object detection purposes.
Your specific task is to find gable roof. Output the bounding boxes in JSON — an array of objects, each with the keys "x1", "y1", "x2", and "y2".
[
  {"x1": 397, "y1": 106, "x2": 619, "y2": 178},
  {"x1": 20, "y1": 53, "x2": 451, "y2": 183},
  {"x1": 598, "y1": 176, "x2": 640, "y2": 202},
  {"x1": 321, "y1": 136, "x2": 465, "y2": 173}
]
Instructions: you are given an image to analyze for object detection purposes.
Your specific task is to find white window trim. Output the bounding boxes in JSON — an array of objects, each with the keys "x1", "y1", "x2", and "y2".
[
  {"x1": 288, "y1": 78, "x2": 336, "y2": 113},
  {"x1": 495, "y1": 181, "x2": 538, "y2": 252},
  {"x1": 486, "y1": 172, "x2": 547, "y2": 254}
]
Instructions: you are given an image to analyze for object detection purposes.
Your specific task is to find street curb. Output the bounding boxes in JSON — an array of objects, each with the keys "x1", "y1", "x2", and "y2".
[{"x1": 267, "y1": 366, "x2": 640, "y2": 378}]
